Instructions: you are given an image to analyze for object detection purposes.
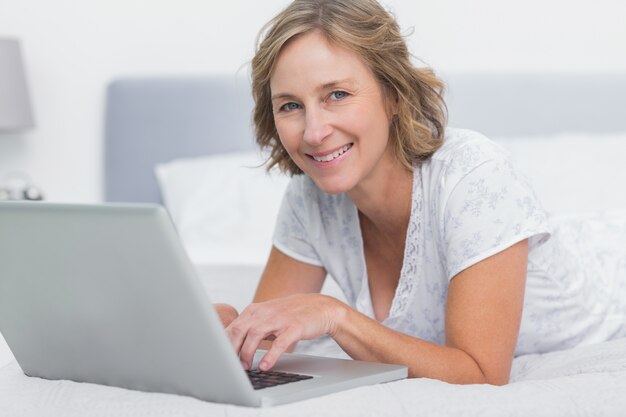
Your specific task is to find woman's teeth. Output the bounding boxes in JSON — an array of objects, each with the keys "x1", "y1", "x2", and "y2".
[{"x1": 313, "y1": 144, "x2": 352, "y2": 162}]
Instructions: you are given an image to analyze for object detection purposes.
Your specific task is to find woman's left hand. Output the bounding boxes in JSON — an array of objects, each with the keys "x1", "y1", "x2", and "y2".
[{"x1": 226, "y1": 293, "x2": 345, "y2": 371}]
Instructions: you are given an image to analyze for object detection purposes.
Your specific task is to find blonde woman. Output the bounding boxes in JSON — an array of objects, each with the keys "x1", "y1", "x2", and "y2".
[{"x1": 216, "y1": 0, "x2": 626, "y2": 384}]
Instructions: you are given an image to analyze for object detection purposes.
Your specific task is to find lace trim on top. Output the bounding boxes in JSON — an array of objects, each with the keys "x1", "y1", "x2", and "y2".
[{"x1": 384, "y1": 168, "x2": 423, "y2": 326}]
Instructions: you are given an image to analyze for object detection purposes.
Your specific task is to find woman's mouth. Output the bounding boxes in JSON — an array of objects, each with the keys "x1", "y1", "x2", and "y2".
[{"x1": 308, "y1": 143, "x2": 353, "y2": 163}]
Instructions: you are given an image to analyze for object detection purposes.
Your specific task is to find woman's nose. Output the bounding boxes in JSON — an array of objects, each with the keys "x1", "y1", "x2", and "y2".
[{"x1": 302, "y1": 108, "x2": 332, "y2": 146}]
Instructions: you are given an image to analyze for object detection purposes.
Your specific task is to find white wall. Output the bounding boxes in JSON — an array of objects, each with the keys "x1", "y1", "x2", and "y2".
[{"x1": 1, "y1": 0, "x2": 625, "y2": 202}]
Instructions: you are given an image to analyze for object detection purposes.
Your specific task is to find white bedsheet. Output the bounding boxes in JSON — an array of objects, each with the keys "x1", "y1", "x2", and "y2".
[{"x1": 1, "y1": 336, "x2": 625, "y2": 416}]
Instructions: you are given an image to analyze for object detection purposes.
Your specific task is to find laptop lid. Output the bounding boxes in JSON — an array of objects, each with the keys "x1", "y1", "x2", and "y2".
[{"x1": 0, "y1": 201, "x2": 407, "y2": 407}]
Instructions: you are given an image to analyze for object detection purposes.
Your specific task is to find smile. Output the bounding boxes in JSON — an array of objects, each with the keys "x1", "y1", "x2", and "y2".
[{"x1": 309, "y1": 144, "x2": 353, "y2": 162}]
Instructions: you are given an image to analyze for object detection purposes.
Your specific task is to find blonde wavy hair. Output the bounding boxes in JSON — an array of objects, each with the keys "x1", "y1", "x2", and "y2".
[{"x1": 252, "y1": 0, "x2": 447, "y2": 175}]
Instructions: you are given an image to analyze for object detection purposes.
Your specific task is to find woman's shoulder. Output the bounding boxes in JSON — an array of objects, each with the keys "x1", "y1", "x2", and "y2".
[
  {"x1": 427, "y1": 127, "x2": 510, "y2": 177},
  {"x1": 285, "y1": 173, "x2": 314, "y2": 194},
  {"x1": 433, "y1": 127, "x2": 506, "y2": 162},
  {"x1": 285, "y1": 174, "x2": 325, "y2": 200}
]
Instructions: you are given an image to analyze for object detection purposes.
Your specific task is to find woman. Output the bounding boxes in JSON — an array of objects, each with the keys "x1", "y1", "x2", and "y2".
[{"x1": 215, "y1": 0, "x2": 625, "y2": 385}]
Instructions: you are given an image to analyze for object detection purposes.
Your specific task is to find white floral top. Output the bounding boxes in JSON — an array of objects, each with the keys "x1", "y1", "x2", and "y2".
[{"x1": 273, "y1": 128, "x2": 626, "y2": 355}]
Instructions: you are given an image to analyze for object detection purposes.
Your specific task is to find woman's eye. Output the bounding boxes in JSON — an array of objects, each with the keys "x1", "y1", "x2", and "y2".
[
  {"x1": 280, "y1": 102, "x2": 300, "y2": 112},
  {"x1": 329, "y1": 91, "x2": 348, "y2": 101}
]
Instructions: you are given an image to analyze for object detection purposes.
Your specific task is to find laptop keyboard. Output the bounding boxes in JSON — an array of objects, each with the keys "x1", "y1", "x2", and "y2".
[{"x1": 246, "y1": 369, "x2": 313, "y2": 390}]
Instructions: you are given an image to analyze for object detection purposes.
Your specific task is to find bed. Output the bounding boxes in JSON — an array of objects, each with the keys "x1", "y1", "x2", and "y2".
[{"x1": 1, "y1": 73, "x2": 626, "y2": 416}]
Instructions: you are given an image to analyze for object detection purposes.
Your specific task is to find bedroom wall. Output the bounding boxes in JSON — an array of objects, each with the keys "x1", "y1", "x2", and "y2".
[{"x1": 0, "y1": 0, "x2": 625, "y2": 202}]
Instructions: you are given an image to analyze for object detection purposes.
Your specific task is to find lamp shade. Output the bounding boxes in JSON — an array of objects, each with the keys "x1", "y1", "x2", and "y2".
[{"x1": 0, "y1": 38, "x2": 35, "y2": 131}]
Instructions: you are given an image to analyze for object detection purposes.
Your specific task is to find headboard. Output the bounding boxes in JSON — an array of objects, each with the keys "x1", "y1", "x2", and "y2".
[
  {"x1": 104, "y1": 76, "x2": 255, "y2": 203},
  {"x1": 104, "y1": 73, "x2": 626, "y2": 203}
]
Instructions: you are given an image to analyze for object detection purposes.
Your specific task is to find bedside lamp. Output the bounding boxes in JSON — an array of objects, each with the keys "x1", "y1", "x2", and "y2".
[
  {"x1": 0, "y1": 38, "x2": 35, "y2": 131},
  {"x1": 0, "y1": 38, "x2": 41, "y2": 200}
]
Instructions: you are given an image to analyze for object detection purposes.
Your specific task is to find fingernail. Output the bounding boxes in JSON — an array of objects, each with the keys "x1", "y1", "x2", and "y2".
[
  {"x1": 260, "y1": 361, "x2": 269, "y2": 371},
  {"x1": 241, "y1": 360, "x2": 249, "y2": 370}
]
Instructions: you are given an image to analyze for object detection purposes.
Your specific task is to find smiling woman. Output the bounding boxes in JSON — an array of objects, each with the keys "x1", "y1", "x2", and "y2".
[{"x1": 212, "y1": 0, "x2": 626, "y2": 386}]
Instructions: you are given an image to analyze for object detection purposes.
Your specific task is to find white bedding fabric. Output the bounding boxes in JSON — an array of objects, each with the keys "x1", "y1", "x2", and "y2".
[{"x1": 1, "y1": 337, "x2": 625, "y2": 416}]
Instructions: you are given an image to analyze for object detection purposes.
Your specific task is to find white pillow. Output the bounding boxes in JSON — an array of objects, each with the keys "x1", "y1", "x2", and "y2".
[
  {"x1": 155, "y1": 151, "x2": 290, "y2": 265},
  {"x1": 492, "y1": 132, "x2": 626, "y2": 214}
]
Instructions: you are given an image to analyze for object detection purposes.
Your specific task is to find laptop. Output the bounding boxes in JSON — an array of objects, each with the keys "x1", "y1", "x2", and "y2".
[{"x1": 0, "y1": 201, "x2": 407, "y2": 407}]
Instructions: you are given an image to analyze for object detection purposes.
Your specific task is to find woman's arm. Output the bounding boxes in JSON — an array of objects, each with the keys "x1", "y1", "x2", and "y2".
[
  {"x1": 335, "y1": 239, "x2": 528, "y2": 384},
  {"x1": 214, "y1": 303, "x2": 239, "y2": 327},
  {"x1": 253, "y1": 246, "x2": 327, "y2": 302},
  {"x1": 230, "y1": 240, "x2": 528, "y2": 385}
]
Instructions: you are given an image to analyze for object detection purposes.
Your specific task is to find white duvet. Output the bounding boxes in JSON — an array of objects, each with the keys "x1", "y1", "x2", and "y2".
[{"x1": 1, "y1": 336, "x2": 625, "y2": 417}]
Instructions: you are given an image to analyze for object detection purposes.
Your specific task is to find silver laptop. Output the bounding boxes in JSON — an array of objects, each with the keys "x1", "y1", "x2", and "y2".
[{"x1": 0, "y1": 201, "x2": 407, "y2": 407}]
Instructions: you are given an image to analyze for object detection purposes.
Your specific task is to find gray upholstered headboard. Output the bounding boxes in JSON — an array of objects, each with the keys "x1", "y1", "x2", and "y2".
[
  {"x1": 104, "y1": 76, "x2": 255, "y2": 203},
  {"x1": 104, "y1": 73, "x2": 626, "y2": 203}
]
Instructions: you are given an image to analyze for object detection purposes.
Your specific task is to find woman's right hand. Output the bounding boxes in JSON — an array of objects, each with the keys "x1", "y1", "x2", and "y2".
[{"x1": 214, "y1": 303, "x2": 239, "y2": 328}]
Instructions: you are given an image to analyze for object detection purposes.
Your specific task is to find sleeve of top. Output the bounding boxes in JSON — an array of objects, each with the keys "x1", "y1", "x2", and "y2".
[
  {"x1": 441, "y1": 155, "x2": 551, "y2": 280},
  {"x1": 272, "y1": 177, "x2": 324, "y2": 267}
]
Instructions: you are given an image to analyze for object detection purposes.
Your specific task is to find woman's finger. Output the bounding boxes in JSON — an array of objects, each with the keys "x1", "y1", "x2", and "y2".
[
  {"x1": 259, "y1": 326, "x2": 301, "y2": 371},
  {"x1": 225, "y1": 303, "x2": 264, "y2": 352},
  {"x1": 238, "y1": 323, "x2": 277, "y2": 370},
  {"x1": 226, "y1": 316, "x2": 251, "y2": 354}
]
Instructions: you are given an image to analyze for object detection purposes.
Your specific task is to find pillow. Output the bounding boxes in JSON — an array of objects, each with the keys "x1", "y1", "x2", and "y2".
[
  {"x1": 155, "y1": 151, "x2": 290, "y2": 266},
  {"x1": 492, "y1": 132, "x2": 626, "y2": 214}
]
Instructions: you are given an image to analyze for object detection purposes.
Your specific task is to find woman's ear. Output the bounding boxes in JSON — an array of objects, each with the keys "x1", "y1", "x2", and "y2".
[
  {"x1": 381, "y1": 82, "x2": 399, "y2": 120},
  {"x1": 387, "y1": 90, "x2": 400, "y2": 120}
]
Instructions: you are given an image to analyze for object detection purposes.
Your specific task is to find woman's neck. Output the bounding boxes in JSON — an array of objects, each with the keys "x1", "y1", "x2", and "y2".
[{"x1": 347, "y1": 156, "x2": 413, "y2": 237}]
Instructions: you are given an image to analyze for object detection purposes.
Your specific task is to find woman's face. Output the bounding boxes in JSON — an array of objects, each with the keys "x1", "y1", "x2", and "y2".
[{"x1": 270, "y1": 30, "x2": 395, "y2": 195}]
